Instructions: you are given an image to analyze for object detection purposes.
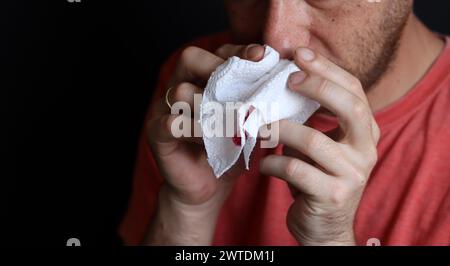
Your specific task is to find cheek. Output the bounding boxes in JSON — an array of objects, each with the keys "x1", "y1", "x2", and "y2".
[
  {"x1": 308, "y1": 7, "x2": 377, "y2": 67},
  {"x1": 307, "y1": 16, "x2": 349, "y2": 63}
]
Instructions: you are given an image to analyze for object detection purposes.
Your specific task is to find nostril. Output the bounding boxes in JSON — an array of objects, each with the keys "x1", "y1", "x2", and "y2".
[
  {"x1": 263, "y1": 21, "x2": 311, "y2": 60},
  {"x1": 263, "y1": 36, "x2": 296, "y2": 59},
  {"x1": 232, "y1": 132, "x2": 249, "y2": 147},
  {"x1": 232, "y1": 134, "x2": 242, "y2": 146},
  {"x1": 278, "y1": 48, "x2": 295, "y2": 60}
]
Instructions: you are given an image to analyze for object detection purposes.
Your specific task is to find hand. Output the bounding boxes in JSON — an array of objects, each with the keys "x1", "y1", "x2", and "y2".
[
  {"x1": 145, "y1": 44, "x2": 266, "y2": 245},
  {"x1": 260, "y1": 47, "x2": 381, "y2": 246}
]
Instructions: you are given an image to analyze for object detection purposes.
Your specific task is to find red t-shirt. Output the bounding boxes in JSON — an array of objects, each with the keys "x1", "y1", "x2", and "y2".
[{"x1": 119, "y1": 32, "x2": 450, "y2": 246}]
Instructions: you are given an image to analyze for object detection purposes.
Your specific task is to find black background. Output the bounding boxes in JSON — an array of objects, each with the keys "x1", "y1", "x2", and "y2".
[{"x1": 3, "y1": 0, "x2": 450, "y2": 246}]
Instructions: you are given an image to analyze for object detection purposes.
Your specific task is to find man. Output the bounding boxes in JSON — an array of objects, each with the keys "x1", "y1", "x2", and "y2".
[{"x1": 120, "y1": 0, "x2": 450, "y2": 245}]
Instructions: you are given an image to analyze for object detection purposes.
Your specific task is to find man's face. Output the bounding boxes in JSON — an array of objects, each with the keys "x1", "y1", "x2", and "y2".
[{"x1": 225, "y1": 0, "x2": 412, "y2": 89}]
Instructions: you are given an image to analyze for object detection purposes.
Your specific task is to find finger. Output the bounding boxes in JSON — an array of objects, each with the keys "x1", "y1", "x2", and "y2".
[
  {"x1": 215, "y1": 43, "x2": 265, "y2": 62},
  {"x1": 290, "y1": 73, "x2": 375, "y2": 148},
  {"x1": 215, "y1": 44, "x2": 245, "y2": 59},
  {"x1": 278, "y1": 120, "x2": 347, "y2": 175},
  {"x1": 260, "y1": 154, "x2": 334, "y2": 197},
  {"x1": 293, "y1": 47, "x2": 368, "y2": 105},
  {"x1": 153, "y1": 82, "x2": 203, "y2": 120},
  {"x1": 291, "y1": 48, "x2": 380, "y2": 145},
  {"x1": 148, "y1": 114, "x2": 203, "y2": 145},
  {"x1": 240, "y1": 44, "x2": 265, "y2": 61},
  {"x1": 169, "y1": 82, "x2": 203, "y2": 117},
  {"x1": 171, "y1": 46, "x2": 225, "y2": 86}
]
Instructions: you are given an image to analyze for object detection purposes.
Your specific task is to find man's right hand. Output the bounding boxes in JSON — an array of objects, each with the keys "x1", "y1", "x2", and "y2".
[{"x1": 144, "y1": 44, "x2": 266, "y2": 245}]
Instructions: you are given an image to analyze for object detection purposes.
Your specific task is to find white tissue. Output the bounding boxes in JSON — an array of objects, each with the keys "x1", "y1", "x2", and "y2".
[{"x1": 200, "y1": 46, "x2": 320, "y2": 178}]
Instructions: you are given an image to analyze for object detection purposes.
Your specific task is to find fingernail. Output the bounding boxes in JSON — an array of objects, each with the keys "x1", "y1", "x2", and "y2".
[
  {"x1": 289, "y1": 71, "x2": 307, "y2": 87},
  {"x1": 246, "y1": 44, "x2": 264, "y2": 60},
  {"x1": 296, "y1": 47, "x2": 315, "y2": 62}
]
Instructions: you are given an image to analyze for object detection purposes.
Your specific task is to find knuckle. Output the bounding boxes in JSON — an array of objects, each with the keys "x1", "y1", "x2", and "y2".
[
  {"x1": 305, "y1": 131, "x2": 332, "y2": 154},
  {"x1": 345, "y1": 160, "x2": 369, "y2": 187},
  {"x1": 215, "y1": 44, "x2": 232, "y2": 56},
  {"x1": 285, "y1": 158, "x2": 302, "y2": 179},
  {"x1": 372, "y1": 121, "x2": 381, "y2": 143},
  {"x1": 173, "y1": 82, "x2": 191, "y2": 100},
  {"x1": 194, "y1": 182, "x2": 216, "y2": 202},
  {"x1": 316, "y1": 79, "x2": 332, "y2": 99},
  {"x1": 351, "y1": 169, "x2": 367, "y2": 187},
  {"x1": 354, "y1": 142, "x2": 378, "y2": 171},
  {"x1": 348, "y1": 78, "x2": 363, "y2": 92},
  {"x1": 349, "y1": 100, "x2": 371, "y2": 125},
  {"x1": 330, "y1": 183, "x2": 350, "y2": 207},
  {"x1": 318, "y1": 60, "x2": 333, "y2": 75},
  {"x1": 366, "y1": 147, "x2": 379, "y2": 169},
  {"x1": 181, "y1": 46, "x2": 200, "y2": 62},
  {"x1": 351, "y1": 99, "x2": 368, "y2": 118}
]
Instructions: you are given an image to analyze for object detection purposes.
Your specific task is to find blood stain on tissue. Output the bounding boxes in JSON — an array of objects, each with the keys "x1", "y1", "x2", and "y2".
[
  {"x1": 232, "y1": 106, "x2": 255, "y2": 147},
  {"x1": 232, "y1": 134, "x2": 242, "y2": 146},
  {"x1": 232, "y1": 132, "x2": 249, "y2": 146}
]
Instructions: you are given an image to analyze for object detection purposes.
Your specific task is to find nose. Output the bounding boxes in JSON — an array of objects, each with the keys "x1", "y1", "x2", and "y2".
[{"x1": 263, "y1": 0, "x2": 311, "y2": 59}]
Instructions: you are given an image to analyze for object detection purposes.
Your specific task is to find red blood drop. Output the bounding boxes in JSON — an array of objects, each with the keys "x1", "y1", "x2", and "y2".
[
  {"x1": 232, "y1": 134, "x2": 241, "y2": 146},
  {"x1": 232, "y1": 106, "x2": 254, "y2": 147},
  {"x1": 232, "y1": 132, "x2": 249, "y2": 147}
]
